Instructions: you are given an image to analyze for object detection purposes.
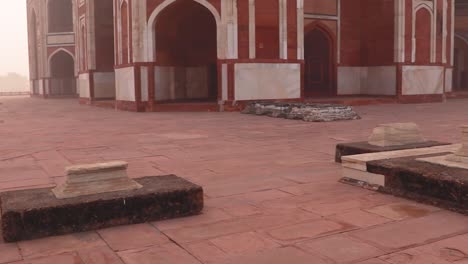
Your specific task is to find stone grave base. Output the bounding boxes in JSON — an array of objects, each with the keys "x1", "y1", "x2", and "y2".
[
  {"x1": 335, "y1": 141, "x2": 450, "y2": 162},
  {"x1": 0, "y1": 175, "x2": 203, "y2": 242},
  {"x1": 242, "y1": 102, "x2": 361, "y2": 122},
  {"x1": 366, "y1": 155, "x2": 468, "y2": 215}
]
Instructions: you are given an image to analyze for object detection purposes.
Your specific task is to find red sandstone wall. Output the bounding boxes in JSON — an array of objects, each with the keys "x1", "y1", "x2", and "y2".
[
  {"x1": 237, "y1": 0, "x2": 249, "y2": 59},
  {"x1": 340, "y1": 0, "x2": 394, "y2": 66},
  {"x1": 287, "y1": 0, "x2": 298, "y2": 60},
  {"x1": 255, "y1": 0, "x2": 280, "y2": 59},
  {"x1": 95, "y1": 0, "x2": 115, "y2": 72},
  {"x1": 362, "y1": 0, "x2": 394, "y2": 66},
  {"x1": 304, "y1": 0, "x2": 337, "y2": 15},
  {"x1": 340, "y1": 0, "x2": 363, "y2": 66}
]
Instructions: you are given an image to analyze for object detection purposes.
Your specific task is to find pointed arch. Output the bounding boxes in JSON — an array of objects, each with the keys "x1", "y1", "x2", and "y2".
[
  {"x1": 48, "y1": 49, "x2": 77, "y2": 96},
  {"x1": 146, "y1": 0, "x2": 222, "y2": 61},
  {"x1": 304, "y1": 22, "x2": 336, "y2": 97},
  {"x1": 47, "y1": 48, "x2": 75, "y2": 77},
  {"x1": 412, "y1": 4, "x2": 435, "y2": 63}
]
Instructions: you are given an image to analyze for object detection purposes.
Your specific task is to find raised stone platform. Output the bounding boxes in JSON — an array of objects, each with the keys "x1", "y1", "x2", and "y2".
[
  {"x1": 335, "y1": 140, "x2": 450, "y2": 162},
  {"x1": 335, "y1": 122, "x2": 449, "y2": 162},
  {"x1": 366, "y1": 155, "x2": 468, "y2": 214},
  {"x1": 0, "y1": 175, "x2": 203, "y2": 242},
  {"x1": 242, "y1": 102, "x2": 361, "y2": 122}
]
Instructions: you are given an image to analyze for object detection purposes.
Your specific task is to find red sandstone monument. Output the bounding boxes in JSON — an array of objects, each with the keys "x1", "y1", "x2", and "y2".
[{"x1": 26, "y1": 0, "x2": 468, "y2": 111}]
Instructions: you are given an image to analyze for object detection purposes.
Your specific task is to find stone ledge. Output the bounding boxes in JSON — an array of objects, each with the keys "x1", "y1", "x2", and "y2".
[
  {"x1": 0, "y1": 175, "x2": 203, "y2": 242},
  {"x1": 66, "y1": 161, "x2": 128, "y2": 175},
  {"x1": 335, "y1": 141, "x2": 450, "y2": 163}
]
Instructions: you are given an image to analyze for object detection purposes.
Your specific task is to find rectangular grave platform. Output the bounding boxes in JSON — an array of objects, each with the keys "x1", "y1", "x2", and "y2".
[
  {"x1": 0, "y1": 175, "x2": 203, "y2": 242},
  {"x1": 335, "y1": 141, "x2": 450, "y2": 163},
  {"x1": 345, "y1": 154, "x2": 468, "y2": 214}
]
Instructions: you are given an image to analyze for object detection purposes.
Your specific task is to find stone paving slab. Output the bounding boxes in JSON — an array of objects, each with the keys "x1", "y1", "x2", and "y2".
[{"x1": 0, "y1": 97, "x2": 467, "y2": 263}]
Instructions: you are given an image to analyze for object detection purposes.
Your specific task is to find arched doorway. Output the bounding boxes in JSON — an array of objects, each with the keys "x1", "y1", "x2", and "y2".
[
  {"x1": 415, "y1": 8, "x2": 431, "y2": 64},
  {"x1": 154, "y1": 0, "x2": 218, "y2": 102},
  {"x1": 48, "y1": 0, "x2": 73, "y2": 33},
  {"x1": 49, "y1": 51, "x2": 76, "y2": 96},
  {"x1": 304, "y1": 26, "x2": 334, "y2": 97},
  {"x1": 454, "y1": 35, "x2": 468, "y2": 91}
]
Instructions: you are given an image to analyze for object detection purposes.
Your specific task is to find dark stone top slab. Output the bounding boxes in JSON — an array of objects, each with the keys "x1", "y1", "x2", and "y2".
[
  {"x1": 366, "y1": 154, "x2": 468, "y2": 214},
  {"x1": 335, "y1": 141, "x2": 450, "y2": 163},
  {"x1": 1, "y1": 175, "x2": 203, "y2": 242}
]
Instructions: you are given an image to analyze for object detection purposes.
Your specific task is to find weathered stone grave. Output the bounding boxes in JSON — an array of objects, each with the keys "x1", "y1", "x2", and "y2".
[
  {"x1": 340, "y1": 126, "x2": 468, "y2": 214},
  {"x1": 335, "y1": 122, "x2": 449, "y2": 162},
  {"x1": 0, "y1": 161, "x2": 203, "y2": 242},
  {"x1": 242, "y1": 102, "x2": 361, "y2": 122}
]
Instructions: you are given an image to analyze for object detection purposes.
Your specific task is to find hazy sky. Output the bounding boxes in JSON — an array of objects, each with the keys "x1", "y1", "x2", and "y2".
[{"x1": 0, "y1": 2, "x2": 29, "y2": 77}]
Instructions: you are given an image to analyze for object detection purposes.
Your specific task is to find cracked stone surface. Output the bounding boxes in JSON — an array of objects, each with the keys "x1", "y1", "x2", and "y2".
[{"x1": 242, "y1": 102, "x2": 361, "y2": 122}]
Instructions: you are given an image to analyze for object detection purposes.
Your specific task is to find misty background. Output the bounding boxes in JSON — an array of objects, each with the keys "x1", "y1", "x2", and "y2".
[{"x1": 0, "y1": 1, "x2": 30, "y2": 94}]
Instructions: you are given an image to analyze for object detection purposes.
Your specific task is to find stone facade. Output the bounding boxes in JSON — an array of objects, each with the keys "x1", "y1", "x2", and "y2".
[{"x1": 27, "y1": 0, "x2": 462, "y2": 111}]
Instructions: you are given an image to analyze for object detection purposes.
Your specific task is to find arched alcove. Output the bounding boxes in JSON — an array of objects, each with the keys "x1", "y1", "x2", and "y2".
[
  {"x1": 49, "y1": 50, "x2": 76, "y2": 95},
  {"x1": 48, "y1": 0, "x2": 73, "y2": 33},
  {"x1": 415, "y1": 8, "x2": 432, "y2": 64},
  {"x1": 304, "y1": 25, "x2": 335, "y2": 97},
  {"x1": 154, "y1": 0, "x2": 218, "y2": 101}
]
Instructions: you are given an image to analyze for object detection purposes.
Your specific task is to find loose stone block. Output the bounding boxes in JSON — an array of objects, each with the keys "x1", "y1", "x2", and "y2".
[
  {"x1": 0, "y1": 175, "x2": 204, "y2": 242},
  {"x1": 53, "y1": 161, "x2": 142, "y2": 199},
  {"x1": 368, "y1": 123, "x2": 426, "y2": 147}
]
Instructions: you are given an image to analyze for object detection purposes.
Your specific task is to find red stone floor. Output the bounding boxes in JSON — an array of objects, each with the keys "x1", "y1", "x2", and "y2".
[{"x1": 0, "y1": 96, "x2": 467, "y2": 263}]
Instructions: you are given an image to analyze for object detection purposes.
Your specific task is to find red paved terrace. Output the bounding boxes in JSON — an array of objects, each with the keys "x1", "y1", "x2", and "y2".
[{"x1": 0, "y1": 96, "x2": 466, "y2": 263}]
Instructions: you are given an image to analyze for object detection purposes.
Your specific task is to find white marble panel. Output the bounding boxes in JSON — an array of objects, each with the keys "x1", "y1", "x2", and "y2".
[
  {"x1": 47, "y1": 33, "x2": 75, "y2": 45},
  {"x1": 38, "y1": 81, "x2": 44, "y2": 95},
  {"x1": 364, "y1": 66, "x2": 397, "y2": 95},
  {"x1": 78, "y1": 73, "x2": 90, "y2": 98},
  {"x1": 337, "y1": 67, "x2": 362, "y2": 95},
  {"x1": 445, "y1": 68, "x2": 453, "y2": 93},
  {"x1": 342, "y1": 167, "x2": 386, "y2": 187},
  {"x1": 155, "y1": 66, "x2": 175, "y2": 101},
  {"x1": 222, "y1": 64, "x2": 228, "y2": 101},
  {"x1": 140, "y1": 67, "x2": 149, "y2": 101},
  {"x1": 342, "y1": 144, "x2": 459, "y2": 167},
  {"x1": 338, "y1": 66, "x2": 396, "y2": 95},
  {"x1": 115, "y1": 67, "x2": 136, "y2": 101},
  {"x1": 93, "y1": 72, "x2": 115, "y2": 99},
  {"x1": 234, "y1": 63, "x2": 301, "y2": 100},
  {"x1": 186, "y1": 67, "x2": 209, "y2": 99},
  {"x1": 402, "y1": 66, "x2": 444, "y2": 95}
]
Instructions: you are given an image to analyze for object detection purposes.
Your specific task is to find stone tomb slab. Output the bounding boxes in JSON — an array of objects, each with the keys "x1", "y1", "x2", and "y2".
[
  {"x1": 366, "y1": 155, "x2": 468, "y2": 214},
  {"x1": 335, "y1": 141, "x2": 450, "y2": 163},
  {"x1": 0, "y1": 175, "x2": 203, "y2": 242}
]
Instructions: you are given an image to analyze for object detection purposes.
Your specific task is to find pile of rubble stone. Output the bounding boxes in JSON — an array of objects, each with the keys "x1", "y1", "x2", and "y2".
[{"x1": 242, "y1": 102, "x2": 361, "y2": 122}]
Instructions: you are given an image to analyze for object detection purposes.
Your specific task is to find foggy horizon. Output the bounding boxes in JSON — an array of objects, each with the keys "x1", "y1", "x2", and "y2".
[{"x1": 0, "y1": 1, "x2": 29, "y2": 78}]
